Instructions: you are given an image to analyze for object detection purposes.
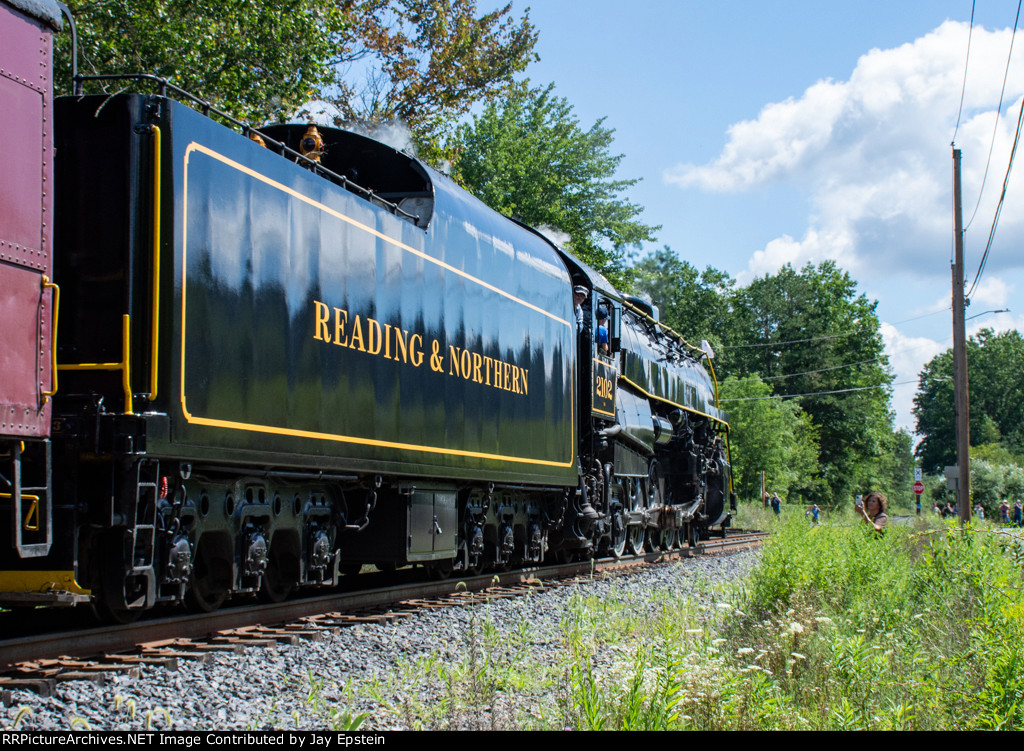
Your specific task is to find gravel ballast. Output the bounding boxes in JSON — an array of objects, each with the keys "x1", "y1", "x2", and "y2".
[{"x1": 1, "y1": 551, "x2": 760, "y2": 731}]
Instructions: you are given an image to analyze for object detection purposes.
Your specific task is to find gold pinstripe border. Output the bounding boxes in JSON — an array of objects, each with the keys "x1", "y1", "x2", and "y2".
[
  {"x1": 619, "y1": 375, "x2": 729, "y2": 427},
  {"x1": 179, "y1": 142, "x2": 577, "y2": 468}
]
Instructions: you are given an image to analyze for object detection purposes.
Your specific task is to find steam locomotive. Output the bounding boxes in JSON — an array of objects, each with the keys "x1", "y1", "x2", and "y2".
[{"x1": 0, "y1": 0, "x2": 734, "y2": 621}]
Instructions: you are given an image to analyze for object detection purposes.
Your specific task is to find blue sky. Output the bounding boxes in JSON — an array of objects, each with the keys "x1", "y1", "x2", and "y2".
[{"x1": 505, "y1": 0, "x2": 1024, "y2": 435}]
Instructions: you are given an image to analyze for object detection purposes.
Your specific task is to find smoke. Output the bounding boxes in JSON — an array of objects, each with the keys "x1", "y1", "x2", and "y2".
[
  {"x1": 339, "y1": 121, "x2": 417, "y2": 155},
  {"x1": 291, "y1": 100, "x2": 418, "y2": 156},
  {"x1": 536, "y1": 225, "x2": 572, "y2": 249}
]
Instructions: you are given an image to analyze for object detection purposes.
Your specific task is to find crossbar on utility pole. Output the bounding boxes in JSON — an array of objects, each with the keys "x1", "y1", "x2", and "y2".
[{"x1": 952, "y1": 148, "x2": 971, "y2": 524}]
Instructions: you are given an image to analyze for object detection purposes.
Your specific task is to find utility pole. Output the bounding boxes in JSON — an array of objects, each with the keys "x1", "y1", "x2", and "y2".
[{"x1": 952, "y1": 148, "x2": 971, "y2": 524}]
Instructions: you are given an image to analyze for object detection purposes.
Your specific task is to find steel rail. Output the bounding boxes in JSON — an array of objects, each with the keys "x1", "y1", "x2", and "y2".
[{"x1": 0, "y1": 533, "x2": 767, "y2": 670}]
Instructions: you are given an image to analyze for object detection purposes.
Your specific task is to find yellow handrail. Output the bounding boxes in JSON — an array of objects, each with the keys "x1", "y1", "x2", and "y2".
[
  {"x1": 147, "y1": 124, "x2": 161, "y2": 400},
  {"x1": 57, "y1": 314, "x2": 134, "y2": 414},
  {"x1": 41, "y1": 276, "x2": 59, "y2": 401},
  {"x1": 0, "y1": 492, "x2": 41, "y2": 531}
]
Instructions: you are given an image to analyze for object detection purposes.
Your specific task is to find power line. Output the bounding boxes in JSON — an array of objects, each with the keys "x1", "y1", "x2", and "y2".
[
  {"x1": 967, "y1": 77, "x2": 1024, "y2": 299},
  {"x1": 720, "y1": 329, "x2": 864, "y2": 350},
  {"x1": 727, "y1": 357, "x2": 884, "y2": 384},
  {"x1": 888, "y1": 307, "x2": 950, "y2": 325},
  {"x1": 964, "y1": 0, "x2": 1022, "y2": 232},
  {"x1": 719, "y1": 380, "x2": 917, "y2": 403},
  {"x1": 951, "y1": 0, "x2": 976, "y2": 145}
]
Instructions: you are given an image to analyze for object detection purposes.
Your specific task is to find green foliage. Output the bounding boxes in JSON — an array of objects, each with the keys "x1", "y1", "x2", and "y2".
[
  {"x1": 448, "y1": 83, "x2": 659, "y2": 285},
  {"x1": 56, "y1": 0, "x2": 350, "y2": 123},
  {"x1": 915, "y1": 329, "x2": 1024, "y2": 473},
  {"x1": 726, "y1": 262, "x2": 894, "y2": 507},
  {"x1": 952, "y1": 459, "x2": 1024, "y2": 515},
  {"x1": 719, "y1": 375, "x2": 820, "y2": 503},
  {"x1": 319, "y1": 515, "x2": 1024, "y2": 731},
  {"x1": 731, "y1": 513, "x2": 1024, "y2": 729},
  {"x1": 56, "y1": 0, "x2": 536, "y2": 137},
  {"x1": 632, "y1": 255, "x2": 909, "y2": 507},
  {"x1": 631, "y1": 247, "x2": 734, "y2": 353},
  {"x1": 323, "y1": 0, "x2": 537, "y2": 157},
  {"x1": 972, "y1": 441, "x2": 1024, "y2": 467}
]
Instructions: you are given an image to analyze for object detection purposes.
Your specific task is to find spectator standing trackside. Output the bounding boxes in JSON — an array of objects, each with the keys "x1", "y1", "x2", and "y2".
[
  {"x1": 770, "y1": 492, "x2": 781, "y2": 517},
  {"x1": 858, "y1": 491, "x2": 888, "y2": 532}
]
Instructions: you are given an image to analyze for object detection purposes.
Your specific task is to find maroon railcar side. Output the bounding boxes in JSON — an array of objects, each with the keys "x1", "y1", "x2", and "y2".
[{"x1": 0, "y1": 0, "x2": 63, "y2": 568}]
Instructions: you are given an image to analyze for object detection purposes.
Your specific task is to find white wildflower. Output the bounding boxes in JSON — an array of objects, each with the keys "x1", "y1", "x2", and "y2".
[
  {"x1": 788, "y1": 622, "x2": 805, "y2": 635},
  {"x1": 791, "y1": 652, "x2": 807, "y2": 660},
  {"x1": 737, "y1": 647, "x2": 754, "y2": 655}
]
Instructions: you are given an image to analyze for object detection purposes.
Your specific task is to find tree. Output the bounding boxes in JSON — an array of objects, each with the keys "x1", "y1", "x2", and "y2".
[
  {"x1": 631, "y1": 247, "x2": 734, "y2": 352},
  {"x1": 725, "y1": 262, "x2": 894, "y2": 506},
  {"x1": 718, "y1": 375, "x2": 820, "y2": 504},
  {"x1": 55, "y1": 0, "x2": 536, "y2": 135},
  {"x1": 449, "y1": 83, "x2": 659, "y2": 284},
  {"x1": 323, "y1": 0, "x2": 536, "y2": 138},
  {"x1": 915, "y1": 329, "x2": 1024, "y2": 473},
  {"x1": 56, "y1": 0, "x2": 350, "y2": 123}
]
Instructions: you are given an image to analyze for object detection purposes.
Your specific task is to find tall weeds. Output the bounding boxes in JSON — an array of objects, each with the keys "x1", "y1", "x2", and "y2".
[{"x1": 355, "y1": 512, "x2": 1024, "y2": 730}]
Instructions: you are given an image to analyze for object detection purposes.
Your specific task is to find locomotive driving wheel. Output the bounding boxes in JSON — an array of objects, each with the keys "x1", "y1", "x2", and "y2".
[
  {"x1": 626, "y1": 479, "x2": 647, "y2": 554},
  {"x1": 687, "y1": 523, "x2": 700, "y2": 548},
  {"x1": 609, "y1": 508, "x2": 627, "y2": 558},
  {"x1": 659, "y1": 527, "x2": 679, "y2": 551}
]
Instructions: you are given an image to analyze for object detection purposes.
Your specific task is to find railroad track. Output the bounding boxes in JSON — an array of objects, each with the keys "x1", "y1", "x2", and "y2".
[{"x1": 0, "y1": 531, "x2": 767, "y2": 697}]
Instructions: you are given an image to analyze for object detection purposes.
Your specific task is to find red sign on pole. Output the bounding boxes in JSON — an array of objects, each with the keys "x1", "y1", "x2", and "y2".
[{"x1": 913, "y1": 481, "x2": 925, "y2": 495}]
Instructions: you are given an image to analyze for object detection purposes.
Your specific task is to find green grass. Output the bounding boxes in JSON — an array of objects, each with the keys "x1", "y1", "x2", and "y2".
[{"x1": 322, "y1": 511, "x2": 1024, "y2": 730}]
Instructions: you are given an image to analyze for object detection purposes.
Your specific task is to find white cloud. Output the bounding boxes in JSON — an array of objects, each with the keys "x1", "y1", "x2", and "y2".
[
  {"x1": 741, "y1": 227, "x2": 856, "y2": 283},
  {"x1": 966, "y1": 276, "x2": 1011, "y2": 310},
  {"x1": 666, "y1": 20, "x2": 1024, "y2": 283},
  {"x1": 880, "y1": 322, "x2": 947, "y2": 433}
]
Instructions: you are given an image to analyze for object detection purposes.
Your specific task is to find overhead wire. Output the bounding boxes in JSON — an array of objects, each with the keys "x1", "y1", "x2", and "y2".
[
  {"x1": 720, "y1": 330, "x2": 862, "y2": 349},
  {"x1": 967, "y1": 56, "x2": 1024, "y2": 300},
  {"x1": 951, "y1": 0, "x2": 976, "y2": 146},
  {"x1": 720, "y1": 308, "x2": 949, "y2": 351},
  {"x1": 718, "y1": 380, "x2": 918, "y2": 403},
  {"x1": 964, "y1": 0, "x2": 1022, "y2": 232},
  {"x1": 726, "y1": 357, "x2": 884, "y2": 384}
]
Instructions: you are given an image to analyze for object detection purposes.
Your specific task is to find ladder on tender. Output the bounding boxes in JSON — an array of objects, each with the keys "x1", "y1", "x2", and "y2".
[{"x1": 126, "y1": 458, "x2": 159, "y2": 608}]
